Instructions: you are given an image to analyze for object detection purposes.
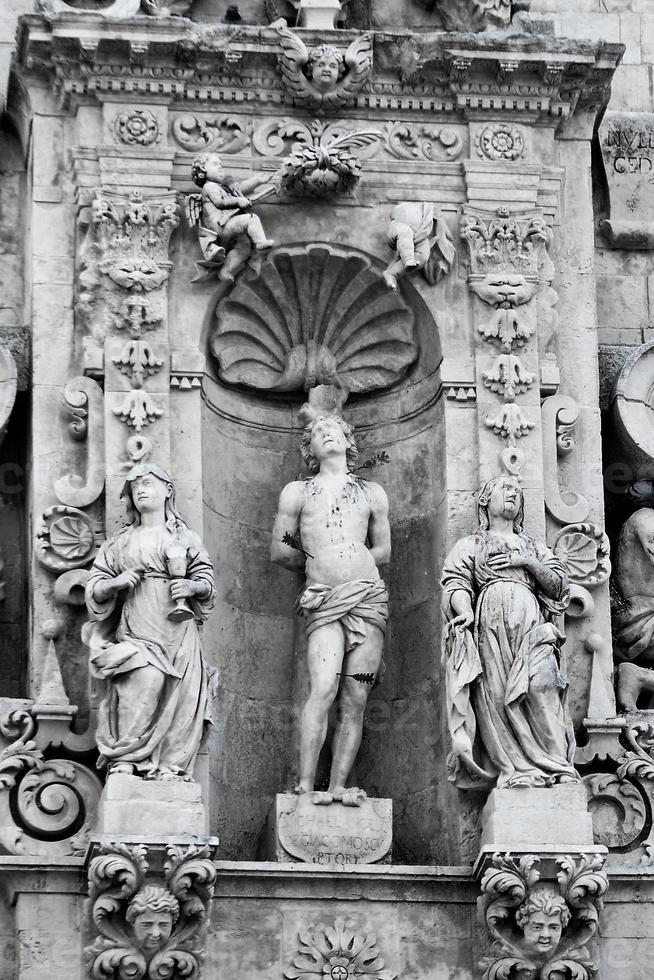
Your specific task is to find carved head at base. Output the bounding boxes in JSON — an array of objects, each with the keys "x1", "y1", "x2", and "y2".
[
  {"x1": 299, "y1": 408, "x2": 358, "y2": 474},
  {"x1": 126, "y1": 885, "x2": 180, "y2": 957},
  {"x1": 307, "y1": 44, "x2": 345, "y2": 91},
  {"x1": 516, "y1": 887, "x2": 570, "y2": 961},
  {"x1": 191, "y1": 152, "x2": 225, "y2": 187}
]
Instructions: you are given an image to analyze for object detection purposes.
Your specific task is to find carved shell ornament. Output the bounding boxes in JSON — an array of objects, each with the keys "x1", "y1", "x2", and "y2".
[
  {"x1": 211, "y1": 244, "x2": 417, "y2": 395},
  {"x1": 553, "y1": 523, "x2": 611, "y2": 588}
]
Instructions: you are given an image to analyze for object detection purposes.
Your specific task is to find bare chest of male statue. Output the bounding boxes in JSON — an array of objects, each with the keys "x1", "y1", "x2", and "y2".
[{"x1": 300, "y1": 475, "x2": 379, "y2": 587}]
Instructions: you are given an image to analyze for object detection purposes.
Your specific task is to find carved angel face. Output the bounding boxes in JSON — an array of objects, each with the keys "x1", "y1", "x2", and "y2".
[
  {"x1": 307, "y1": 45, "x2": 342, "y2": 91},
  {"x1": 132, "y1": 909, "x2": 175, "y2": 953},
  {"x1": 521, "y1": 910, "x2": 563, "y2": 958}
]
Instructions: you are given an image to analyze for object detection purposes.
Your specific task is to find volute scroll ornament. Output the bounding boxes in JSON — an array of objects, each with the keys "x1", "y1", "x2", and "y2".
[
  {"x1": 479, "y1": 852, "x2": 608, "y2": 980},
  {"x1": 0, "y1": 704, "x2": 102, "y2": 857},
  {"x1": 54, "y1": 377, "x2": 106, "y2": 509},
  {"x1": 86, "y1": 842, "x2": 216, "y2": 980},
  {"x1": 541, "y1": 395, "x2": 590, "y2": 527}
]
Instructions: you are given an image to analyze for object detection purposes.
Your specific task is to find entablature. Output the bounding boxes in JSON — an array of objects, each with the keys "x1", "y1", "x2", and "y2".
[{"x1": 16, "y1": 14, "x2": 623, "y2": 127}]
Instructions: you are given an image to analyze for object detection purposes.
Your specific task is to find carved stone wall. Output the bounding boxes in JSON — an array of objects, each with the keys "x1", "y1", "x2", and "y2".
[{"x1": 0, "y1": 1, "x2": 654, "y2": 978}]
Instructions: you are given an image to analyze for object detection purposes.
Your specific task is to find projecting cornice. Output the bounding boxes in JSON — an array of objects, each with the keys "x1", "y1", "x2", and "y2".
[{"x1": 16, "y1": 14, "x2": 623, "y2": 123}]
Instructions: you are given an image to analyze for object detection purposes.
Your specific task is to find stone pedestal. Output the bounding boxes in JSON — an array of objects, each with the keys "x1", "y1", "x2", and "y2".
[
  {"x1": 480, "y1": 784, "x2": 595, "y2": 850},
  {"x1": 266, "y1": 793, "x2": 392, "y2": 865},
  {"x1": 295, "y1": 0, "x2": 343, "y2": 29},
  {"x1": 97, "y1": 773, "x2": 207, "y2": 836}
]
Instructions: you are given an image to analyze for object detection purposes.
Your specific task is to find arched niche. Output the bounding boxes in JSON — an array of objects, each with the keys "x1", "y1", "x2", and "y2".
[{"x1": 199, "y1": 242, "x2": 450, "y2": 861}]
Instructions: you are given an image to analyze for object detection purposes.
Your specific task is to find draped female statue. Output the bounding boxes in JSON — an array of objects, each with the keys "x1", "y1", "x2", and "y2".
[
  {"x1": 441, "y1": 476, "x2": 579, "y2": 789},
  {"x1": 84, "y1": 464, "x2": 215, "y2": 780}
]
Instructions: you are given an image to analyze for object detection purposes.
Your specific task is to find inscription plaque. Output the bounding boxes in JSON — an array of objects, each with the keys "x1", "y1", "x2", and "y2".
[
  {"x1": 267, "y1": 793, "x2": 392, "y2": 865},
  {"x1": 599, "y1": 110, "x2": 654, "y2": 249}
]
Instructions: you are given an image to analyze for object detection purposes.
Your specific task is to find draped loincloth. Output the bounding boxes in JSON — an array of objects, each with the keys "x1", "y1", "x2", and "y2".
[{"x1": 297, "y1": 579, "x2": 389, "y2": 653}]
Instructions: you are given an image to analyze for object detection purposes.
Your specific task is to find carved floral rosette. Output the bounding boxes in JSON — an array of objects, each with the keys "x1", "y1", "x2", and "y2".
[
  {"x1": 86, "y1": 842, "x2": 216, "y2": 980},
  {"x1": 479, "y1": 852, "x2": 608, "y2": 980},
  {"x1": 284, "y1": 916, "x2": 397, "y2": 980}
]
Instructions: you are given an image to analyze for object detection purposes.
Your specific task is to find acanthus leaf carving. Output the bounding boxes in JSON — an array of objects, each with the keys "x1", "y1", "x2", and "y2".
[
  {"x1": 279, "y1": 129, "x2": 382, "y2": 198},
  {"x1": 479, "y1": 852, "x2": 607, "y2": 980},
  {"x1": 172, "y1": 113, "x2": 251, "y2": 154},
  {"x1": 485, "y1": 402, "x2": 534, "y2": 442},
  {"x1": 483, "y1": 354, "x2": 534, "y2": 398},
  {"x1": 113, "y1": 390, "x2": 164, "y2": 431},
  {"x1": 276, "y1": 27, "x2": 373, "y2": 112},
  {"x1": 86, "y1": 843, "x2": 216, "y2": 980},
  {"x1": 54, "y1": 377, "x2": 106, "y2": 509},
  {"x1": 113, "y1": 341, "x2": 164, "y2": 388},
  {"x1": 78, "y1": 190, "x2": 178, "y2": 341}
]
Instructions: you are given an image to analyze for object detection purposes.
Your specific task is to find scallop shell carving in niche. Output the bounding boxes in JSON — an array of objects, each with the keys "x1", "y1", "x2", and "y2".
[
  {"x1": 554, "y1": 522, "x2": 611, "y2": 587},
  {"x1": 211, "y1": 244, "x2": 417, "y2": 394}
]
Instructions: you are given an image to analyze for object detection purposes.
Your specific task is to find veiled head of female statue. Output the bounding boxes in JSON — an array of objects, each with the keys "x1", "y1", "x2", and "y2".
[
  {"x1": 477, "y1": 476, "x2": 524, "y2": 532},
  {"x1": 122, "y1": 464, "x2": 185, "y2": 530},
  {"x1": 126, "y1": 885, "x2": 179, "y2": 956}
]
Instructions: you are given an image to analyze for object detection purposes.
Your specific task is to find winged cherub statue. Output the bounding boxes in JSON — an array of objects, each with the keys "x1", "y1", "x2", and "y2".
[{"x1": 276, "y1": 26, "x2": 373, "y2": 111}]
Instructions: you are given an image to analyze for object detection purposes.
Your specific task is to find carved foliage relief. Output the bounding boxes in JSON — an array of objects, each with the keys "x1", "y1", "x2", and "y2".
[
  {"x1": 284, "y1": 917, "x2": 397, "y2": 980},
  {"x1": 86, "y1": 842, "x2": 216, "y2": 980},
  {"x1": 479, "y1": 853, "x2": 607, "y2": 980},
  {"x1": 461, "y1": 207, "x2": 554, "y2": 477}
]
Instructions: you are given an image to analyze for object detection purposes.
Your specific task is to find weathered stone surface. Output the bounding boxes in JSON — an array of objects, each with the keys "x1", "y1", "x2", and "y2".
[
  {"x1": 266, "y1": 792, "x2": 392, "y2": 864},
  {"x1": 480, "y1": 784, "x2": 595, "y2": 848},
  {"x1": 97, "y1": 773, "x2": 207, "y2": 835},
  {"x1": 600, "y1": 112, "x2": 654, "y2": 249}
]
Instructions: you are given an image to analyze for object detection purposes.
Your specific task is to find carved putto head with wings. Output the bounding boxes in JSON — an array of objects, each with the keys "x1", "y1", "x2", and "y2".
[{"x1": 276, "y1": 26, "x2": 372, "y2": 111}]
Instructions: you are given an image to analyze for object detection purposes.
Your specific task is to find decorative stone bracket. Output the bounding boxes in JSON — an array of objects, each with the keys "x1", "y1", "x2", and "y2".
[
  {"x1": 85, "y1": 840, "x2": 217, "y2": 980},
  {"x1": 478, "y1": 851, "x2": 608, "y2": 980}
]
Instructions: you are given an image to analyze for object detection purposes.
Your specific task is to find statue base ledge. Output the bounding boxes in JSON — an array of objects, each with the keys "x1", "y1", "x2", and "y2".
[
  {"x1": 265, "y1": 792, "x2": 393, "y2": 865},
  {"x1": 96, "y1": 772, "x2": 207, "y2": 836},
  {"x1": 479, "y1": 783, "x2": 595, "y2": 851},
  {"x1": 474, "y1": 845, "x2": 608, "y2": 881},
  {"x1": 86, "y1": 834, "x2": 220, "y2": 866}
]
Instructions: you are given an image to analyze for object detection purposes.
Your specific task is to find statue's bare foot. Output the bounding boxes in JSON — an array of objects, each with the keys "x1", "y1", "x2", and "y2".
[
  {"x1": 333, "y1": 787, "x2": 366, "y2": 807},
  {"x1": 311, "y1": 791, "x2": 334, "y2": 805},
  {"x1": 255, "y1": 239, "x2": 275, "y2": 251},
  {"x1": 382, "y1": 270, "x2": 397, "y2": 290},
  {"x1": 405, "y1": 258, "x2": 419, "y2": 269}
]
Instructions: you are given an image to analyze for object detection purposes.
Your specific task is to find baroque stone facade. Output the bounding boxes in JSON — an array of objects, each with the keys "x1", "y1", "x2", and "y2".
[{"x1": 0, "y1": 0, "x2": 653, "y2": 978}]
